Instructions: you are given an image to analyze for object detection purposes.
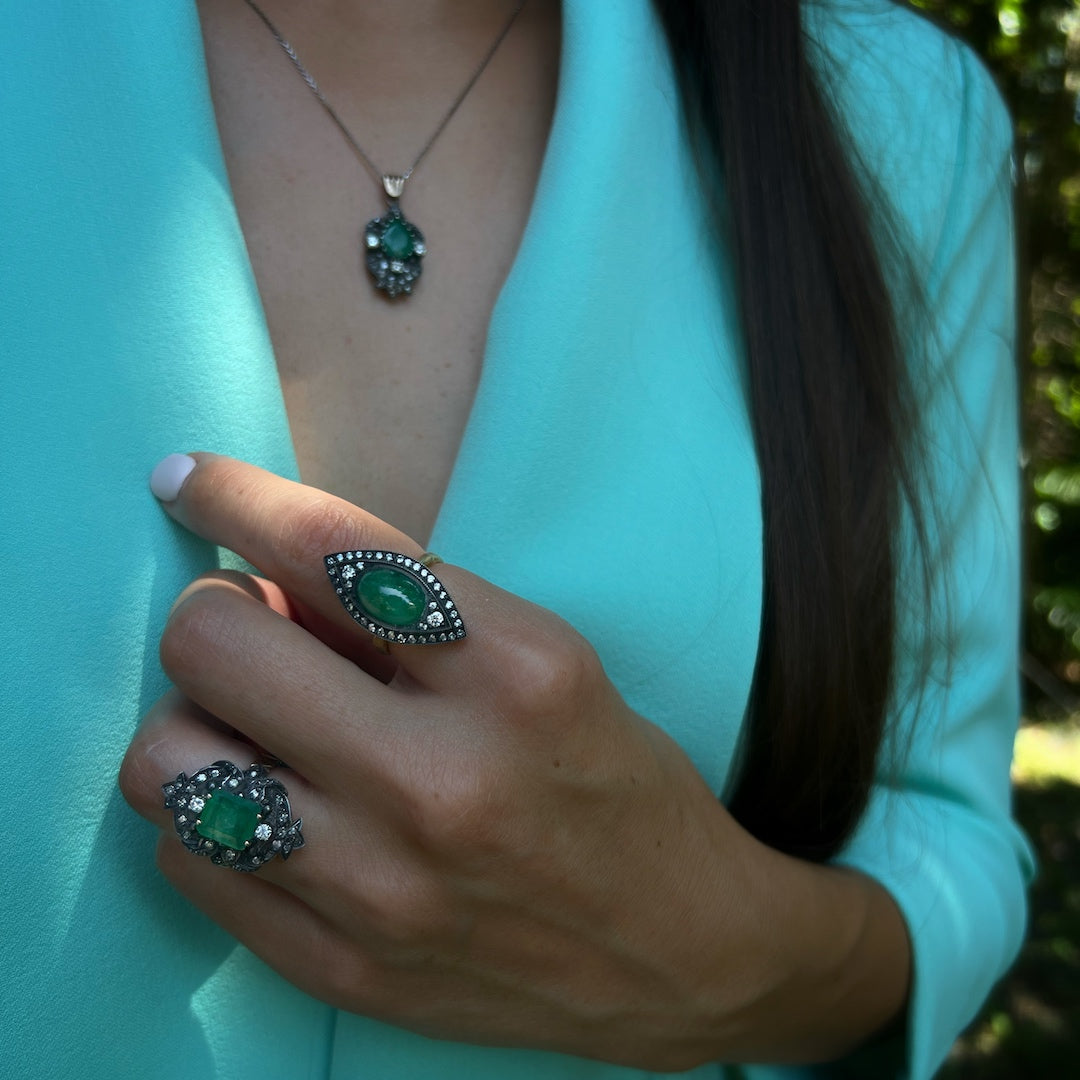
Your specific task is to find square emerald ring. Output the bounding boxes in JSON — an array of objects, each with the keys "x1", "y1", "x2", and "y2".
[{"x1": 163, "y1": 761, "x2": 304, "y2": 872}]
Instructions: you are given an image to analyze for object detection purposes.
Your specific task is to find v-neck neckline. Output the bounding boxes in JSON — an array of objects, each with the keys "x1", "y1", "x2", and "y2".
[{"x1": 187, "y1": 0, "x2": 578, "y2": 549}]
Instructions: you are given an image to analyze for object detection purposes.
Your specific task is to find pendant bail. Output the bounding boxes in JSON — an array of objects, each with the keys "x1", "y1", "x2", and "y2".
[{"x1": 382, "y1": 175, "x2": 407, "y2": 200}]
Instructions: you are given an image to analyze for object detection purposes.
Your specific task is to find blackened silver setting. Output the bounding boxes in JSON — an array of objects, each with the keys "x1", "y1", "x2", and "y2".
[
  {"x1": 163, "y1": 761, "x2": 305, "y2": 872},
  {"x1": 325, "y1": 549, "x2": 466, "y2": 645},
  {"x1": 363, "y1": 206, "x2": 425, "y2": 298}
]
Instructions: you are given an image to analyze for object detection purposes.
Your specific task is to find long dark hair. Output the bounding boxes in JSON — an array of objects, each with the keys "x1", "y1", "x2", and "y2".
[{"x1": 653, "y1": 0, "x2": 926, "y2": 859}]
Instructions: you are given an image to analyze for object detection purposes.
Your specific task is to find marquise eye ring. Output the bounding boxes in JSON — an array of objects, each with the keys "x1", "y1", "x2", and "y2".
[{"x1": 324, "y1": 550, "x2": 465, "y2": 649}]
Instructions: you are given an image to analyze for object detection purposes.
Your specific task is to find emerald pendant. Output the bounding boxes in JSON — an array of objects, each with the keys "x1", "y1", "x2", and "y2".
[{"x1": 363, "y1": 199, "x2": 425, "y2": 299}]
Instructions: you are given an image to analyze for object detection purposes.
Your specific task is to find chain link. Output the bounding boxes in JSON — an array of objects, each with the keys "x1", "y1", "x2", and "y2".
[{"x1": 241, "y1": 0, "x2": 529, "y2": 194}]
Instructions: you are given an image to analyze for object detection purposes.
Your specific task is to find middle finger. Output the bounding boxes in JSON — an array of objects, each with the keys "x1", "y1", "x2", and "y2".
[{"x1": 160, "y1": 574, "x2": 402, "y2": 787}]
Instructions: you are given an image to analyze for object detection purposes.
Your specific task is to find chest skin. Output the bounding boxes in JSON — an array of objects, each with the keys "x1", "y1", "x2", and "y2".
[{"x1": 196, "y1": 0, "x2": 561, "y2": 543}]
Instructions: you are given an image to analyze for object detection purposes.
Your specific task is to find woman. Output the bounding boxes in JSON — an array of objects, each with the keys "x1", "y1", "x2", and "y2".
[{"x1": 0, "y1": 0, "x2": 1031, "y2": 1077}]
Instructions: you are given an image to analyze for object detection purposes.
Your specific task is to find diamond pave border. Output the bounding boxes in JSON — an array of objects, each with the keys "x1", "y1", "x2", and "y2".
[
  {"x1": 163, "y1": 761, "x2": 304, "y2": 872},
  {"x1": 325, "y1": 550, "x2": 466, "y2": 645}
]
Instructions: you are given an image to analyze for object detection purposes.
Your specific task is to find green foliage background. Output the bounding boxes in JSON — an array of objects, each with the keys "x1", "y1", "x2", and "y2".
[
  {"x1": 909, "y1": 0, "x2": 1080, "y2": 707},
  {"x1": 904, "y1": 2, "x2": 1080, "y2": 1073}
]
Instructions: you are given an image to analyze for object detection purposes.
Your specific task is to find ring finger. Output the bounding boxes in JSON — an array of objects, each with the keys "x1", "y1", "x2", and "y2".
[
  {"x1": 121, "y1": 688, "x2": 429, "y2": 945},
  {"x1": 120, "y1": 688, "x2": 323, "y2": 871}
]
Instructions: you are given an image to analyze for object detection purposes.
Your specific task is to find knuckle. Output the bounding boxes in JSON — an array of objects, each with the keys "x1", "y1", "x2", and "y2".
[
  {"x1": 404, "y1": 759, "x2": 508, "y2": 856},
  {"x1": 360, "y1": 862, "x2": 453, "y2": 955},
  {"x1": 273, "y1": 498, "x2": 366, "y2": 569},
  {"x1": 495, "y1": 622, "x2": 602, "y2": 722}
]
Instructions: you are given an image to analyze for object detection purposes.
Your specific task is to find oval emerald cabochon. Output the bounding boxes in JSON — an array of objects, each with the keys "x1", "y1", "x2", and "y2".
[{"x1": 355, "y1": 567, "x2": 426, "y2": 627}]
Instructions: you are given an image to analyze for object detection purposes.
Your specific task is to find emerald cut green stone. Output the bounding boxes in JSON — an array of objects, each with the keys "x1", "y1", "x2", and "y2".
[
  {"x1": 356, "y1": 567, "x2": 425, "y2": 627},
  {"x1": 381, "y1": 220, "x2": 414, "y2": 259},
  {"x1": 195, "y1": 791, "x2": 261, "y2": 851}
]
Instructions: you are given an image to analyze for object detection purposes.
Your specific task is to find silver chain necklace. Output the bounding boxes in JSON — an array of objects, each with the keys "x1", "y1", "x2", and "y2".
[{"x1": 241, "y1": 0, "x2": 528, "y2": 299}]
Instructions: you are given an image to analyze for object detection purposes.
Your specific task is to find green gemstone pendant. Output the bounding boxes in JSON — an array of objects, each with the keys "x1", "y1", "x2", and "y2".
[
  {"x1": 325, "y1": 550, "x2": 466, "y2": 645},
  {"x1": 363, "y1": 192, "x2": 425, "y2": 299}
]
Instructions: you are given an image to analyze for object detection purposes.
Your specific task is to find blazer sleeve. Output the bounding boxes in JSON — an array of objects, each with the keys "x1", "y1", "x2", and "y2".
[{"x1": 830, "y1": 40, "x2": 1036, "y2": 1080}]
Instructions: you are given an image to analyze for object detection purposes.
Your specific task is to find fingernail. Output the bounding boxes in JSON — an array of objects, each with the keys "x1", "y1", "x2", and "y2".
[{"x1": 150, "y1": 454, "x2": 197, "y2": 502}]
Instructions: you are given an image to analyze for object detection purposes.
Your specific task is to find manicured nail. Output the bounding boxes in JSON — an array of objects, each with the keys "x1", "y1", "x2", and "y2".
[{"x1": 150, "y1": 454, "x2": 197, "y2": 502}]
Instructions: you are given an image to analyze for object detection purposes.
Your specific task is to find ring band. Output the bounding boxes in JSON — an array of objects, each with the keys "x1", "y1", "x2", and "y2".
[
  {"x1": 163, "y1": 761, "x2": 305, "y2": 872},
  {"x1": 325, "y1": 549, "x2": 465, "y2": 646}
]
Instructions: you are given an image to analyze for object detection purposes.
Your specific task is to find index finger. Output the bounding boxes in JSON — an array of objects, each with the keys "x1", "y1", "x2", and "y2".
[{"x1": 149, "y1": 453, "x2": 493, "y2": 690}]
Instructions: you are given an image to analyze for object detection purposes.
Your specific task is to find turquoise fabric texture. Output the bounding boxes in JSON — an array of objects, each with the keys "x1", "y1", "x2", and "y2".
[{"x1": 0, "y1": 1, "x2": 1032, "y2": 1078}]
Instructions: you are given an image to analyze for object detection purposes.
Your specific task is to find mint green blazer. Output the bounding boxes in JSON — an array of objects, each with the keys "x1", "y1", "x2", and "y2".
[{"x1": 0, "y1": 1, "x2": 1033, "y2": 1077}]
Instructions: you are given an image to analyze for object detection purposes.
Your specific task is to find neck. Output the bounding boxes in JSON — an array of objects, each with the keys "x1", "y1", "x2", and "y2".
[{"x1": 253, "y1": 0, "x2": 530, "y2": 34}]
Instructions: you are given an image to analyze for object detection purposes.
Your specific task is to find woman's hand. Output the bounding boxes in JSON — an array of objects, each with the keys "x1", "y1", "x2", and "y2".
[{"x1": 120, "y1": 453, "x2": 909, "y2": 1070}]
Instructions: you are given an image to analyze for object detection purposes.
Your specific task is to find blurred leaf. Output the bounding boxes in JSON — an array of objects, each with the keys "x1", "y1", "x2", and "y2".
[
  {"x1": 1034, "y1": 465, "x2": 1080, "y2": 502},
  {"x1": 1012, "y1": 720, "x2": 1080, "y2": 784}
]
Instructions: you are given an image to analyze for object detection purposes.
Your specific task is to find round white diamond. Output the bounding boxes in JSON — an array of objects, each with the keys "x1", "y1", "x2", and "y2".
[
  {"x1": 254, "y1": 823, "x2": 272, "y2": 841},
  {"x1": 365, "y1": 233, "x2": 379, "y2": 248},
  {"x1": 341, "y1": 565, "x2": 356, "y2": 581},
  {"x1": 425, "y1": 610, "x2": 445, "y2": 627},
  {"x1": 414, "y1": 241, "x2": 426, "y2": 256},
  {"x1": 188, "y1": 796, "x2": 205, "y2": 813}
]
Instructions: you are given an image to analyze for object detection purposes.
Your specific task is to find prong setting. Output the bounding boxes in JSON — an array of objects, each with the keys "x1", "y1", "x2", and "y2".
[{"x1": 163, "y1": 762, "x2": 304, "y2": 872}]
